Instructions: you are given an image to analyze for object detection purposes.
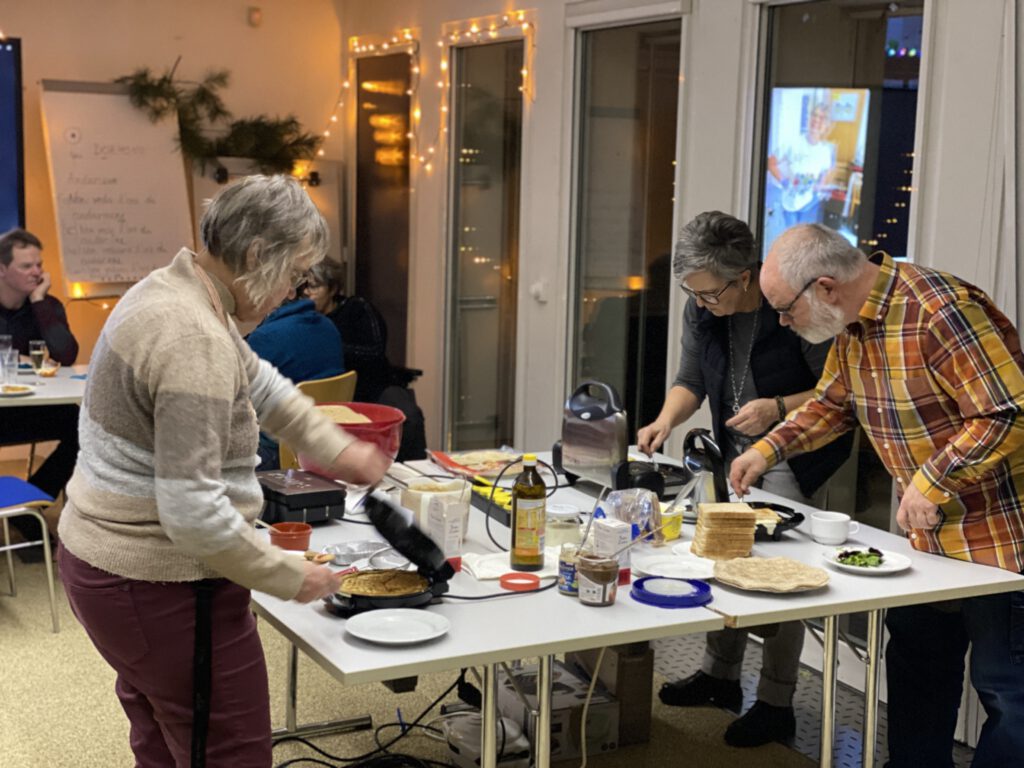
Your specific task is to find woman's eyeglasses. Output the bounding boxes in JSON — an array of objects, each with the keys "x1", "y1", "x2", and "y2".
[{"x1": 679, "y1": 280, "x2": 736, "y2": 305}]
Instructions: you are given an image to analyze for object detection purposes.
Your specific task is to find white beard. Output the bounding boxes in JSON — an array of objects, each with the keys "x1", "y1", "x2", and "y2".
[{"x1": 795, "y1": 296, "x2": 848, "y2": 344}]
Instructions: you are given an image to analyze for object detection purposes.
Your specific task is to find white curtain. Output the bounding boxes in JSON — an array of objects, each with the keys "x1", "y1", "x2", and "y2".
[{"x1": 909, "y1": 0, "x2": 1018, "y2": 324}]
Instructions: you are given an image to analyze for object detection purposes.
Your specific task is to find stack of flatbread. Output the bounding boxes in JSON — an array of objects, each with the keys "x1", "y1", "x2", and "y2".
[
  {"x1": 714, "y1": 556, "x2": 829, "y2": 593},
  {"x1": 690, "y1": 502, "x2": 757, "y2": 560}
]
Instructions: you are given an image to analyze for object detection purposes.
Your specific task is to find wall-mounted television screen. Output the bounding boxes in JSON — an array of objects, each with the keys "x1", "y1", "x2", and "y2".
[
  {"x1": 762, "y1": 86, "x2": 870, "y2": 255},
  {"x1": 0, "y1": 38, "x2": 24, "y2": 232}
]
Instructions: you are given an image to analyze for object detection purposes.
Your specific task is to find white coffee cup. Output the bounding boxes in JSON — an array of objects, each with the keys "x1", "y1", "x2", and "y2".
[{"x1": 810, "y1": 511, "x2": 860, "y2": 545}]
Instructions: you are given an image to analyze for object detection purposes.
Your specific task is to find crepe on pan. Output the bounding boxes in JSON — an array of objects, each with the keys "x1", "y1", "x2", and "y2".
[
  {"x1": 338, "y1": 570, "x2": 429, "y2": 598},
  {"x1": 714, "y1": 556, "x2": 829, "y2": 593}
]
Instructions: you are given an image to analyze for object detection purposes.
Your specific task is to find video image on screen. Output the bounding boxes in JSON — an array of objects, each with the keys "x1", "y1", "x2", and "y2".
[{"x1": 762, "y1": 87, "x2": 870, "y2": 255}]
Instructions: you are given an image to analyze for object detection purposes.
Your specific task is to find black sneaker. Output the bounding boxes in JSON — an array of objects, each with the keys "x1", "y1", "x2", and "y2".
[
  {"x1": 724, "y1": 700, "x2": 796, "y2": 747},
  {"x1": 658, "y1": 671, "x2": 743, "y2": 713}
]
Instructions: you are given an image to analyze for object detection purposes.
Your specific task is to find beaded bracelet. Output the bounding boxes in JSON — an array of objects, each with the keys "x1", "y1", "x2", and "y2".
[{"x1": 775, "y1": 395, "x2": 787, "y2": 422}]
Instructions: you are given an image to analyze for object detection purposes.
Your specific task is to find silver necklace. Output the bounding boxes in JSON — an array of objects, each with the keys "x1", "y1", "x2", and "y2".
[{"x1": 727, "y1": 303, "x2": 760, "y2": 415}]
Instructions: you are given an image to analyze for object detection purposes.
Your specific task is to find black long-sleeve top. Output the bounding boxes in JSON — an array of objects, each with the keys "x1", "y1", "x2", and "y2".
[{"x1": 0, "y1": 296, "x2": 79, "y2": 365}]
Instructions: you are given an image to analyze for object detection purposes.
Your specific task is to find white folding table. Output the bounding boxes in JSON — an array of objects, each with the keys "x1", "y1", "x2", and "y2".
[{"x1": 251, "y1": 480, "x2": 724, "y2": 768}]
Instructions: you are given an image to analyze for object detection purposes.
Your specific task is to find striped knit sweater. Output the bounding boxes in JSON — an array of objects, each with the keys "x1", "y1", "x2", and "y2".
[{"x1": 58, "y1": 249, "x2": 353, "y2": 600}]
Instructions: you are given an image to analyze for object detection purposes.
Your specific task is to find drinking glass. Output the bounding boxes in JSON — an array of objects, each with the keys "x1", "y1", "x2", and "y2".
[
  {"x1": 29, "y1": 340, "x2": 48, "y2": 381},
  {"x1": 0, "y1": 334, "x2": 12, "y2": 353},
  {"x1": 1, "y1": 348, "x2": 17, "y2": 386}
]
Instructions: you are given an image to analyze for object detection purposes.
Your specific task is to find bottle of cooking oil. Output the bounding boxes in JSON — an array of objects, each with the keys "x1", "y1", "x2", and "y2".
[{"x1": 510, "y1": 453, "x2": 546, "y2": 571}]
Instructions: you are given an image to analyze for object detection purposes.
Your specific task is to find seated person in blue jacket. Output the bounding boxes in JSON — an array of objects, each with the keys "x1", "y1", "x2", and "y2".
[
  {"x1": 0, "y1": 228, "x2": 80, "y2": 559},
  {"x1": 246, "y1": 284, "x2": 343, "y2": 469}
]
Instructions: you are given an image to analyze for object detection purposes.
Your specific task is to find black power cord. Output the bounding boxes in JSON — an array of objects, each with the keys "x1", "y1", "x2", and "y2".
[{"x1": 272, "y1": 675, "x2": 460, "y2": 767}]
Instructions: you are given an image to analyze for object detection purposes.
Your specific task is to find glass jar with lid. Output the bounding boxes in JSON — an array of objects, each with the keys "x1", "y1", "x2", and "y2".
[{"x1": 546, "y1": 503, "x2": 581, "y2": 548}]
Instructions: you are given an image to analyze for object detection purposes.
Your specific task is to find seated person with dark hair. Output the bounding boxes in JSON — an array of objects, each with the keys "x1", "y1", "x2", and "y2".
[
  {"x1": 302, "y1": 259, "x2": 390, "y2": 402},
  {"x1": 247, "y1": 286, "x2": 343, "y2": 469},
  {"x1": 303, "y1": 260, "x2": 427, "y2": 461},
  {"x1": 0, "y1": 228, "x2": 80, "y2": 559}
]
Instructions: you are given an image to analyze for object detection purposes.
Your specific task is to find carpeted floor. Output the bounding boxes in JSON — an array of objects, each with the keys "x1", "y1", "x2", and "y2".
[{"x1": 0, "y1": 555, "x2": 814, "y2": 768}]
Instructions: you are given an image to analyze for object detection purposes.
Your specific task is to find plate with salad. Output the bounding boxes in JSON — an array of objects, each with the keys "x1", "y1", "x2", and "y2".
[{"x1": 822, "y1": 547, "x2": 912, "y2": 576}]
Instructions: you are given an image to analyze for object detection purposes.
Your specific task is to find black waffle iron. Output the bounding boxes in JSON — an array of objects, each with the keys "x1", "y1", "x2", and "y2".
[
  {"x1": 323, "y1": 491, "x2": 455, "y2": 618},
  {"x1": 257, "y1": 470, "x2": 346, "y2": 525}
]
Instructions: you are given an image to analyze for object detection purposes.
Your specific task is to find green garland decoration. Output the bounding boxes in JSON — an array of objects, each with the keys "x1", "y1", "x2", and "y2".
[{"x1": 115, "y1": 59, "x2": 322, "y2": 175}]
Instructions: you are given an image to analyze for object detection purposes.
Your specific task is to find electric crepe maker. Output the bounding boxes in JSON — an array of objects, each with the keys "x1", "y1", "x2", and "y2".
[{"x1": 323, "y1": 491, "x2": 455, "y2": 618}]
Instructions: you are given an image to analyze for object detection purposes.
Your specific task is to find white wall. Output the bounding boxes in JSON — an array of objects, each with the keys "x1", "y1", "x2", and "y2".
[{"x1": 1, "y1": 0, "x2": 345, "y2": 361}]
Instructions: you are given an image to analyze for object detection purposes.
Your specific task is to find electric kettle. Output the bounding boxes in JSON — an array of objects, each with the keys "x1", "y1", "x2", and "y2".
[{"x1": 678, "y1": 428, "x2": 729, "y2": 505}]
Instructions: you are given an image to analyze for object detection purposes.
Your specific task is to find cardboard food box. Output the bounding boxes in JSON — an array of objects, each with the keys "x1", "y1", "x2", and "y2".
[
  {"x1": 566, "y1": 642, "x2": 654, "y2": 746},
  {"x1": 497, "y1": 660, "x2": 619, "y2": 761}
]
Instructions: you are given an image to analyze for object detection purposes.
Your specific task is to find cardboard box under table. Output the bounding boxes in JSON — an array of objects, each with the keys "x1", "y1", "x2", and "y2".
[
  {"x1": 498, "y1": 660, "x2": 619, "y2": 761},
  {"x1": 566, "y1": 642, "x2": 653, "y2": 746}
]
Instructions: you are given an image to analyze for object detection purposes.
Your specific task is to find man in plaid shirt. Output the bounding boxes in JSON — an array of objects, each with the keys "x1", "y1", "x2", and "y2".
[{"x1": 731, "y1": 223, "x2": 1024, "y2": 767}]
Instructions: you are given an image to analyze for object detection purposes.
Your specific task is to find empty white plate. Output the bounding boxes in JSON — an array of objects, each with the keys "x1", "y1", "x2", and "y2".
[
  {"x1": 632, "y1": 554, "x2": 715, "y2": 580},
  {"x1": 345, "y1": 608, "x2": 450, "y2": 646}
]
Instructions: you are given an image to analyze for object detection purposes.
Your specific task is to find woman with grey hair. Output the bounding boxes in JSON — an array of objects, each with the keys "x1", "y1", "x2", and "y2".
[
  {"x1": 639, "y1": 210, "x2": 852, "y2": 747},
  {"x1": 57, "y1": 175, "x2": 390, "y2": 766}
]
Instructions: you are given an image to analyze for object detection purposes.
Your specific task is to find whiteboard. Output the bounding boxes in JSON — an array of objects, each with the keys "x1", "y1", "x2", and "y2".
[{"x1": 40, "y1": 80, "x2": 194, "y2": 296}]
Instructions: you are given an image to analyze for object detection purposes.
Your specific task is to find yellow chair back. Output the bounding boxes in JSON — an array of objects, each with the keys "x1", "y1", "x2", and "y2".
[{"x1": 278, "y1": 371, "x2": 358, "y2": 470}]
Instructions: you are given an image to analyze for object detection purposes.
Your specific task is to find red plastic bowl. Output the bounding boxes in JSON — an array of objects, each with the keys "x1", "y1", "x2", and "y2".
[{"x1": 300, "y1": 402, "x2": 406, "y2": 473}]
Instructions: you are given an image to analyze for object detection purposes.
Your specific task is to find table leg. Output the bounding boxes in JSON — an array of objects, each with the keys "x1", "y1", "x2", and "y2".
[
  {"x1": 481, "y1": 663, "x2": 498, "y2": 768},
  {"x1": 820, "y1": 615, "x2": 838, "y2": 768},
  {"x1": 862, "y1": 609, "x2": 884, "y2": 768},
  {"x1": 272, "y1": 641, "x2": 372, "y2": 739},
  {"x1": 536, "y1": 654, "x2": 553, "y2": 768}
]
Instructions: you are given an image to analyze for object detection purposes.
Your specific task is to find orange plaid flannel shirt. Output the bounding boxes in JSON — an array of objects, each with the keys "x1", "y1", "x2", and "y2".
[{"x1": 756, "y1": 254, "x2": 1024, "y2": 572}]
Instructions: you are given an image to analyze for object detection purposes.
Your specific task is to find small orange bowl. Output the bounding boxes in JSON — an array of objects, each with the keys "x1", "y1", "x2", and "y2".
[{"x1": 269, "y1": 522, "x2": 312, "y2": 551}]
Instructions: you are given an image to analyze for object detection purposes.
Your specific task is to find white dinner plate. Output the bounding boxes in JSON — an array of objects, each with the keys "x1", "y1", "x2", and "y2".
[
  {"x1": 0, "y1": 383, "x2": 36, "y2": 397},
  {"x1": 822, "y1": 548, "x2": 912, "y2": 576},
  {"x1": 345, "y1": 608, "x2": 450, "y2": 646},
  {"x1": 632, "y1": 554, "x2": 715, "y2": 580}
]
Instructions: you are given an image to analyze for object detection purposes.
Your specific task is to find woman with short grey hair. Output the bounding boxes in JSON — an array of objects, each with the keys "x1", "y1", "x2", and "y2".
[
  {"x1": 58, "y1": 174, "x2": 391, "y2": 766},
  {"x1": 640, "y1": 210, "x2": 853, "y2": 748}
]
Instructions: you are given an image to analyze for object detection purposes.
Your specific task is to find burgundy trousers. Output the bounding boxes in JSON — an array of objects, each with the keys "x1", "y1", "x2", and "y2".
[{"x1": 58, "y1": 543, "x2": 272, "y2": 767}]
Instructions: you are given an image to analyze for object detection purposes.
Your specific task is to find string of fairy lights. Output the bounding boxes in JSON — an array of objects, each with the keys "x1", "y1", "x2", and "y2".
[{"x1": 315, "y1": 10, "x2": 534, "y2": 176}]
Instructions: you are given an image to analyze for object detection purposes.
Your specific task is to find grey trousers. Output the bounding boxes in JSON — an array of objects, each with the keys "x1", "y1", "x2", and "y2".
[{"x1": 699, "y1": 461, "x2": 820, "y2": 707}]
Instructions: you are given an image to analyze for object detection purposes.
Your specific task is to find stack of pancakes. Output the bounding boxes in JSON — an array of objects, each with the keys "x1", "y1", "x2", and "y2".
[{"x1": 690, "y1": 502, "x2": 757, "y2": 560}]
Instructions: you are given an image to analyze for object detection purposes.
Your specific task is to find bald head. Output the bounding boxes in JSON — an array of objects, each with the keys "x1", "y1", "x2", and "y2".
[{"x1": 767, "y1": 224, "x2": 865, "y2": 290}]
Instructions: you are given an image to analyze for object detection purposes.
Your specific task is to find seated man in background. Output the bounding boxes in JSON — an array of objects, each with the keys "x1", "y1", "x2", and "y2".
[
  {"x1": 0, "y1": 228, "x2": 80, "y2": 558},
  {"x1": 247, "y1": 284, "x2": 343, "y2": 469}
]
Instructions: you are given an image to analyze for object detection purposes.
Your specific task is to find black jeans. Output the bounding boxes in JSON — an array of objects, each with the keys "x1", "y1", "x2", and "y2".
[
  {"x1": 885, "y1": 590, "x2": 1024, "y2": 768},
  {"x1": 1, "y1": 404, "x2": 79, "y2": 537}
]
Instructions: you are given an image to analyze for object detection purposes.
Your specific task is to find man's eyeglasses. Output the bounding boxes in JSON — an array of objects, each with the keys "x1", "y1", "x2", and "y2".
[
  {"x1": 771, "y1": 277, "x2": 820, "y2": 318},
  {"x1": 679, "y1": 280, "x2": 736, "y2": 305}
]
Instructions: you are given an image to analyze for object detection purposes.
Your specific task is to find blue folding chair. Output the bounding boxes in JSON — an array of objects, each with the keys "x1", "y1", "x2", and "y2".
[{"x1": 0, "y1": 477, "x2": 59, "y2": 632}]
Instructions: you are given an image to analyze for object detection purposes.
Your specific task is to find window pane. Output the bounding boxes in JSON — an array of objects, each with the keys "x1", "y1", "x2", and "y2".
[
  {"x1": 447, "y1": 41, "x2": 524, "y2": 450},
  {"x1": 572, "y1": 20, "x2": 680, "y2": 436},
  {"x1": 759, "y1": 1, "x2": 923, "y2": 258},
  {"x1": 355, "y1": 53, "x2": 411, "y2": 363}
]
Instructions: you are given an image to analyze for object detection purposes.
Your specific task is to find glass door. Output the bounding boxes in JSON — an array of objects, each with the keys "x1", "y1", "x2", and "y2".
[
  {"x1": 446, "y1": 40, "x2": 524, "y2": 450},
  {"x1": 355, "y1": 53, "x2": 412, "y2": 364},
  {"x1": 571, "y1": 20, "x2": 681, "y2": 437}
]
